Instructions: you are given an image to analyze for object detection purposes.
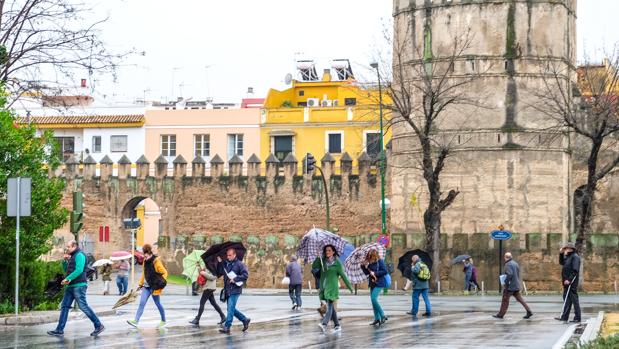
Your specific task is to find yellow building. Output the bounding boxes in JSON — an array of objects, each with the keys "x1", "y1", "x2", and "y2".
[{"x1": 261, "y1": 61, "x2": 390, "y2": 171}]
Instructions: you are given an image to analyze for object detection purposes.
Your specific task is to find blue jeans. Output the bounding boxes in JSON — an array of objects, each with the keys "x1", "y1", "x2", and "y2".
[
  {"x1": 370, "y1": 287, "x2": 385, "y2": 320},
  {"x1": 412, "y1": 288, "x2": 431, "y2": 316},
  {"x1": 56, "y1": 286, "x2": 101, "y2": 332},
  {"x1": 288, "y1": 284, "x2": 302, "y2": 307},
  {"x1": 321, "y1": 300, "x2": 339, "y2": 327},
  {"x1": 224, "y1": 293, "x2": 247, "y2": 328},
  {"x1": 116, "y1": 275, "x2": 128, "y2": 295},
  {"x1": 135, "y1": 287, "x2": 166, "y2": 322}
]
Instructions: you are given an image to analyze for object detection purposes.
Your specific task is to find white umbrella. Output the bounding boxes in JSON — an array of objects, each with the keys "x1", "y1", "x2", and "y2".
[{"x1": 92, "y1": 258, "x2": 113, "y2": 267}]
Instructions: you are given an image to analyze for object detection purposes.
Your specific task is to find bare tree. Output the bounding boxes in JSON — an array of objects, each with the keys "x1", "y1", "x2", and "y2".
[
  {"x1": 532, "y1": 49, "x2": 619, "y2": 254},
  {"x1": 386, "y1": 22, "x2": 489, "y2": 281},
  {"x1": 0, "y1": 0, "x2": 132, "y2": 104}
]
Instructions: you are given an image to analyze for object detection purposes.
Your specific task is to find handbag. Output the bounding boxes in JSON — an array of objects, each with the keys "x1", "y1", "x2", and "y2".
[
  {"x1": 219, "y1": 288, "x2": 228, "y2": 303},
  {"x1": 281, "y1": 276, "x2": 290, "y2": 285},
  {"x1": 197, "y1": 273, "x2": 206, "y2": 286}
]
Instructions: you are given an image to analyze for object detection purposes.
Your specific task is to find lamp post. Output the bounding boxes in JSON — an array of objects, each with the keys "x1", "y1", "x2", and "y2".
[{"x1": 370, "y1": 62, "x2": 387, "y2": 234}]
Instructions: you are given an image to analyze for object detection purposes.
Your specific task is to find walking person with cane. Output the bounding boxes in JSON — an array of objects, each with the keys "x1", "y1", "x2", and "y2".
[{"x1": 555, "y1": 242, "x2": 581, "y2": 323}]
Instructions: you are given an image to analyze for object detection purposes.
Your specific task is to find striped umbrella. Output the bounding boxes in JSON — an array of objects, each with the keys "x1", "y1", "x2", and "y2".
[
  {"x1": 344, "y1": 243, "x2": 387, "y2": 284},
  {"x1": 297, "y1": 228, "x2": 347, "y2": 264}
]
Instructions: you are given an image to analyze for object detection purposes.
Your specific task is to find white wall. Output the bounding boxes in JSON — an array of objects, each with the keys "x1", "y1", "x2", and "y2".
[
  {"x1": 83, "y1": 127, "x2": 145, "y2": 163},
  {"x1": 38, "y1": 129, "x2": 84, "y2": 153}
]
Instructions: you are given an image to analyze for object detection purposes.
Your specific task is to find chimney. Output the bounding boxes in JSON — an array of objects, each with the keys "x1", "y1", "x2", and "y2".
[
  {"x1": 322, "y1": 69, "x2": 332, "y2": 82},
  {"x1": 247, "y1": 87, "x2": 254, "y2": 96},
  {"x1": 80, "y1": 79, "x2": 87, "y2": 88}
]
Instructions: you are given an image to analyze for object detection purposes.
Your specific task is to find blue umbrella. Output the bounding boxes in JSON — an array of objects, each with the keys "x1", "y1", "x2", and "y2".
[{"x1": 339, "y1": 242, "x2": 355, "y2": 264}]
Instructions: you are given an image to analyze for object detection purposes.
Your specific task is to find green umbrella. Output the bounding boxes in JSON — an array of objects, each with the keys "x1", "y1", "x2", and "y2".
[{"x1": 182, "y1": 250, "x2": 206, "y2": 283}]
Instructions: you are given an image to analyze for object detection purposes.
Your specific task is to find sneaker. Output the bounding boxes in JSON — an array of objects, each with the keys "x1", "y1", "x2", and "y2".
[
  {"x1": 523, "y1": 312, "x2": 533, "y2": 319},
  {"x1": 292, "y1": 304, "x2": 297, "y2": 310},
  {"x1": 318, "y1": 323, "x2": 326, "y2": 333},
  {"x1": 47, "y1": 330, "x2": 64, "y2": 337},
  {"x1": 90, "y1": 325, "x2": 105, "y2": 337},
  {"x1": 242, "y1": 318, "x2": 251, "y2": 332},
  {"x1": 492, "y1": 315, "x2": 504, "y2": 319},
  {"x1": 127, "y1": 320, "x2": 138, "y2": 328},
  {"x1": 189, "y1": 318, "x2": 200, "y2": 326},
  {"x1": 569, "y1": 319, "x2": 581, "y2": 323},
  {"x1": 333, "y1": 325, "x2": 341, "y2": 333},
  {"x1": 370, "y1": 320, "x2": 380, "y2": 326},
  {"x1": 219, "y1": 327, "x2": 231, "y2": 334},
  {"x1": 157, "y1": 321, "x2": 166, "y2": 329}
]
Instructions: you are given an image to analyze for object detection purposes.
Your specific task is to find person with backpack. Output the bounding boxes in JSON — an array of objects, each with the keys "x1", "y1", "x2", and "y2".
[
  {"x1": 127, "y1": 244, "x2": 168, "y2": 329},
  {"x1": 407, "y1": 255, "x2": 431, "y2": 319},
  {"x1": 47, "y1": 240, "x2": 105, "y2": 337},
  {"x1": 361, "y1": 249, "x2": 389, "y2": 326},
  {"x1": 312, "y1": 244, "x2": 353, "y2": 333}
]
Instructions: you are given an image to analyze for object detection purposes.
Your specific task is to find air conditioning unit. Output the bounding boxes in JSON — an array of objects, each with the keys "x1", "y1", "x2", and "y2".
[
  {"x1": 307, "y1": 98, "x2": 319, "y2": 107},
  {"x1": 321, "y1": 100, "x2": 333, "y2": 107},
  {"x1": 332, "y1": 100, "x2": 339, "y2": 106}
]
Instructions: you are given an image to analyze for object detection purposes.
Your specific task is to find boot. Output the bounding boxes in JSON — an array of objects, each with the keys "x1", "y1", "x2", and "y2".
[{"x1": 189, "y1": 317, "x2": 200, "y2": 326}]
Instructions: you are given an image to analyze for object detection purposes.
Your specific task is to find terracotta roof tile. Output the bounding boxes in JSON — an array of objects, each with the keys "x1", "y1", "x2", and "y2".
[{"x1": 17, "y1": 114, "x2": 144, "y2": 125}]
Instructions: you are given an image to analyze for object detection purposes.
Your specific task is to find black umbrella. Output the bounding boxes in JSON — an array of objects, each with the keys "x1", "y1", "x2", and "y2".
[
  {"x1": 451, "y1": 254, "x2": 471, "y2": 265},
  {"x1": 397, "y1": 249, "x2": 433, "y2": 279},
  {"x1": 201, "y1": 242, "x2": 247, "y2": 275},
  {"x1": 44, "y1": 274, "x2": 64, "y2": 299}
]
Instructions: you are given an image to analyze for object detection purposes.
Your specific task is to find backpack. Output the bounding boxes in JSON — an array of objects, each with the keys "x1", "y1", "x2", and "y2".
[{"x1": 417, "y1": 262, "x2": 431, "y2": 281}]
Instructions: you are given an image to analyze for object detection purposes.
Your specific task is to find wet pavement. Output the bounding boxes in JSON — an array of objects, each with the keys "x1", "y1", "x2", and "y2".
[{"x1": 1, "y1": 293, "x2": 618, "y2": 348}]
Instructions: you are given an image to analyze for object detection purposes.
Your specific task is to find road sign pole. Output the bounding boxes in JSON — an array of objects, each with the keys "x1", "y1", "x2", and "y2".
[
  {"x1": 498, "y1": 239, "x2": 503, "y2": 293},
  {"x1": 131, "y1": 229, "x2": 136, "y2": 290},
  {"x1": 15, "y1": 177, "x2": 20, "y2": 318}
]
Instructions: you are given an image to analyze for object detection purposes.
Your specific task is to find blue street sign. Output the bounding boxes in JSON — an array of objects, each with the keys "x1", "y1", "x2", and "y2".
[{"x1": 490, "y1": 230, "x2": 512, "y2": 241}]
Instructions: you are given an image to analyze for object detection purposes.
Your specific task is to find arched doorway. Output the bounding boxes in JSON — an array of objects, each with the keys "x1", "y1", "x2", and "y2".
[{"x1": 121, "y1": 197, "x2": 162, "y2": 249}]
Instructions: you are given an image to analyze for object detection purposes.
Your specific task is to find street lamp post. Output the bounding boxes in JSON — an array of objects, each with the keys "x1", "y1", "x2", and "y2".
[{"x1": 371, "y1": 62, "x2": 387, "y2": 234}]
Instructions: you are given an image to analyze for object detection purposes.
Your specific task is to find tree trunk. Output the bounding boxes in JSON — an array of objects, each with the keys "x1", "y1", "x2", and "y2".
[{"x1": 424, "y1": 208, "x2": 441, "y2": 292}]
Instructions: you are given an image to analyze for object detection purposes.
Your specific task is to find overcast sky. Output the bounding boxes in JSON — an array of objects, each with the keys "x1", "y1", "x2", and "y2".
[{"x1": 85, "y1": 0, "x2": 619, "y2": 104}]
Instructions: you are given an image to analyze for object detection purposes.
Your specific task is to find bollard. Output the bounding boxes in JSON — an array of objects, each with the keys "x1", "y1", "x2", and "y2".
[
  {"x1": 395, "y1": 281, "x2": 398, "y2": 295},
  {"x1": 482, "y1": 281, "x2": 485, "y2": 295},
  {"x1": 437, "y1": 280, "x2": 441, "y2": 294},
  {"x1": 614, "y1": 280, "x2": 617, "y2": 296},
  {"x1": 523, "y1": 281, "x2": 528, "y2": 296},
  {"x1": 308, "y1": 281, "x2": 312, "y2": 295}
]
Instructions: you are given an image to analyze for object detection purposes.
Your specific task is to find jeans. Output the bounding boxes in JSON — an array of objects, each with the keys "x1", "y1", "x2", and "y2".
[
  {"x1": 412, "y1": 288, "x2": 431, "y2": 316},
  {"x1": 497, "y1": 290, "x2": 531, "y2": 317},
  {"x1": 56, "y1": 286, "x2": 101, "y2": 332},
  {"x1": 116, "y1": 275, "x2": 128, "y2": 295},
  {"x1": 196, "y1": 289, "x2": 225, "y2": 320},
  {"x1": 370, "y1": 287, "x2": 385, "y2": 320},
  {"x1": 288, "y1": 284, "x2": 302, "y2": 307},
  {"x1": 321, "y1": 300, "x2": 339, "y2": 327},
  {"x1": 135, "y1": 287, "x2": 166, "y2": 322},
  {"x1": 224, "y1": 293, "x2": 248, "y2": 329},
  {"x1": 560, "y1": 284, "x2": 581, "y2": 321}
]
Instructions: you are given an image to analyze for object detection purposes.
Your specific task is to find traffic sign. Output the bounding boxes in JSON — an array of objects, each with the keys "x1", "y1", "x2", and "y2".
[{"x1": 490, "y1": 230, "x2": 512, "y2": 241}]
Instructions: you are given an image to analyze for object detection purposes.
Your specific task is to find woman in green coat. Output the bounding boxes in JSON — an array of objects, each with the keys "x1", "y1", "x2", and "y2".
[{"x1": 312, "y1": 244, "x2": 353, "y2": 333}]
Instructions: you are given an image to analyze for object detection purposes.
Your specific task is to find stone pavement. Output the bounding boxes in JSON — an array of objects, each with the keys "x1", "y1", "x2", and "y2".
[{"x1": 1, "y1": 291, "x2": 618, "y2": 348}]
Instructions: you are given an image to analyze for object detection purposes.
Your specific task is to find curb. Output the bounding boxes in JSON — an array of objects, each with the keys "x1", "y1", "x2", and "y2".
[
  {"x1": 580, "y1": 311, "x2": 605, "y2": 346},
  {"x1": 1, "y1": 309, "x2": 116, "y2": 326}
]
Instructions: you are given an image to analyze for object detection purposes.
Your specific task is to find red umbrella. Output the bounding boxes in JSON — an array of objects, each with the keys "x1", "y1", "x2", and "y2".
[{"x1": 110, "y1": 251, "x2": 132, "y2": 261}]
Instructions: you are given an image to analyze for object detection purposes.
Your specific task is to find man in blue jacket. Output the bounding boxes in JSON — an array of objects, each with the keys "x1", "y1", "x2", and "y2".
[
  {"x1": 217, "y1": 248, "x2": 250, "y2": 334},
  {"x1": 48, "y1": 240, "x2": 105, "y2": 337}
]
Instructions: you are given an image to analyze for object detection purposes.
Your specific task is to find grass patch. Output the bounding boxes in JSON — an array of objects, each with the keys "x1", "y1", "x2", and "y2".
[
  {"x1": 167, "y1": 274, "x2": 191, "y2": 286},
  {"x1": 579, "y1": 335, "x2": 619, "y2": 349}
]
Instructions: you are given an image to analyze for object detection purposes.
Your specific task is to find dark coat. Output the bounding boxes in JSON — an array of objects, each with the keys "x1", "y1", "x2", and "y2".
[
  {"x1": 560, "y1": 252, "x2": 580, "y2": 286},
  {"x1": 66, "y1": 248, "x2": 87, "y2": 286},
  {"x1": 217, "y1": 259, "x2": 249, "y2": 296},
  {"x1": 361, "y1": 259, "x2": 388, "y2": 288},
  {"x1": 504, "y1": 259, "x2": 521, "y2": 292}
]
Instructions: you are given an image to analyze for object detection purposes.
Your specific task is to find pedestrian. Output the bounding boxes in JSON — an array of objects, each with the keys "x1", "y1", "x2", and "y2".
[
  {"x1": 47, "y1": 240, "x2": 105, "y2": 337},
  {"x1": 189, "y1": 267, "x2": 226, "y2": 326},
  {"x1": 312, "y1": 244, "x2": 353, "y2": 333},
  {"x1": 101, "y1": 263, "x2": 112, "y2": 295},
  {"x1": 555, "y1": 242, "x2": 581, "y2": 323},
  {"x1": 468, "y1": 258, "x2": 480, "y2": 293},
  {"x1": 463, "y1": 259, "x2": 473, "y2": 292},
  {"x1": 312, "y1": 267, "x2": 328, "y2": 316},
  {"x1": 492, "y1": 252, "x2": 533, "y2": 319},
  {"x1": 407, "y1": 255, "x2": 432, "y2": 319},
  {"x1": 361, "y1": 249, "x2": 389, "y2": 326},
  {"x1": 116, "y1": 259, "x2": 130, "y2": 295},
  {"x1": 286, "y1": 255, "x2": 303, "y2": 310},
  {"x1": 217, "y1": 248, "x2": 251, "y2": 334},
  {"x1": 127, "y1": 244, "x2": 168, "y2": 329}
]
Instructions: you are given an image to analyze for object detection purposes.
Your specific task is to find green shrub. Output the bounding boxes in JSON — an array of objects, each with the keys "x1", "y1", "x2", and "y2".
[
  {"x1": 580, "y1": 335, "x2": 619, "y2": 349},
  {"x1": 0, "y1": 260, "x2": 64, "y2": 314}
]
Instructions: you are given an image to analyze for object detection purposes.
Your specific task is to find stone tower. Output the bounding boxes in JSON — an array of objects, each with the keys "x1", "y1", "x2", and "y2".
[{"x1": 390, "y1": 0, "x2": 577, "y2": 236}]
